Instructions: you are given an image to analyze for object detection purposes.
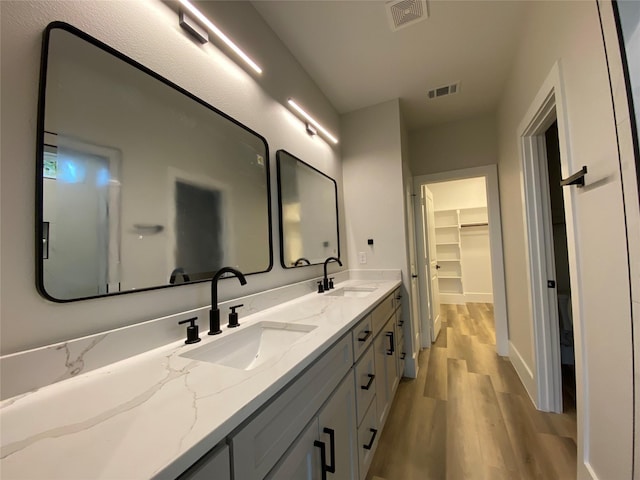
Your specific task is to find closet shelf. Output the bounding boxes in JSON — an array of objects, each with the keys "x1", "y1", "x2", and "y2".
[
  {"x1": 437, "y1": 258, "x2": 461, "y2": 262},
  {"x1": 439, "y1": 275, "x2": 462, "y2": 279},
  {"x1": 436, "y1": 242, "x2": 460, "y2": 246},
  {"x1": 435, "y1": 224, "x2": 459, "y2": 229}
]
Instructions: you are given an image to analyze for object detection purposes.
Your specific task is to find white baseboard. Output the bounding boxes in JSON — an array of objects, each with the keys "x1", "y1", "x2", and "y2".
[
  {"x1": 440, "y1": 293, "x2": 465, "y2": 304},
  {"x1": 404, "y1": 352, "x2": 418, "y2": 379},
  {"x1": 464, "y1": 292, "x2": 493, "y2": 303},
  {"x1": 509, "y1": 341, "x2": 537, "y2": 405}
]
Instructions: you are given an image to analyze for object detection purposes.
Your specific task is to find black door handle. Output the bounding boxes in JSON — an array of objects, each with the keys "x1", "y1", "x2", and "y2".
[
  {"x1": 323, "y1": 428, "x2": 336, "y2": 474},
  {"x1": 358, "y1": 330, "x2": 372, "y2": 342},
  {"x1": 363, "y1": 428, "x2": 378, "y2": 450},
  {"x1": 314, "y1": 440, "x2": 327, "y2": 480},
  {"x1": 386, "y1": 331, "x2": 394, "y2": 355},
  {"x1": 411, "y1": 274, "x2": 418, "y2": 278},
  {"x1": 435, "y1": 264, "x2": 441, "y2": 269},
  {"x1": 361, "y1": 373, "x2": 375, "y2": 390}
]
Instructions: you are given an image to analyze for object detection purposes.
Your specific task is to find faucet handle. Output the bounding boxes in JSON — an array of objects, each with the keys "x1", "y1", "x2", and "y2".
[
  {"x1": 228, "y1": 304, "x2": 244, "y2": 328},
  {"x1": 178, "y1": 317, "x2": 201, "y2": 344},
  {"x1": 317, "y1": 281, "x2": 325, "y2": 294},
  {"x1": 329, "y1": 277, "x2": 335, "y2": 289}
]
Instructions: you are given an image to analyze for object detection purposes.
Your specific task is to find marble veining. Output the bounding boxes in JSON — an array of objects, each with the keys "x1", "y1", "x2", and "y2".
[{"x1": 0, "y1": 273, "x2": 401, "y2": 479}]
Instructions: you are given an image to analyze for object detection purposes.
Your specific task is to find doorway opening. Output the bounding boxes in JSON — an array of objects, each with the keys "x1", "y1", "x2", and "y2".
[
  {"x1": 414, "y1": 165, "x2": 508, "y2": 356},
  {"x1": 544, "y1": 121, "x2": 576, "y2": 413}
]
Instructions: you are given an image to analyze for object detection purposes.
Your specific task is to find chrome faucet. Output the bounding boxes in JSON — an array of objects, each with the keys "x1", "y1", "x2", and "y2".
[
  {"x1": 322, "y1": 256, "x2": 342, "y2": 291},
  {"x1": 209, "y1": 267, "x2": 247, "y2": 335}
]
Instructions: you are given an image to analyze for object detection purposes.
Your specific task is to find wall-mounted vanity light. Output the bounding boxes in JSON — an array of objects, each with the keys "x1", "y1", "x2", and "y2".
[
  {"x1": 179, "y1": 11, "x2": 208, "y2": 44},
  {"x1": 177, "y1": 0, "x2": 263, "y2": 74},
  {"x1": 287, "y1": 99, "x2": 339, "y2": 145}
]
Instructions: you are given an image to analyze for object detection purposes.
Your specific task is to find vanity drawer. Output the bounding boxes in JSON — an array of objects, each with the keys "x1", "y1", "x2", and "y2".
[
  {"x1": 354, "y1": 344, "x2": 376, "y2": 427},
  {"x1": 357, "y1": 398, "x2": 379, "y2": 480},
  {"x1": 371, "y1": 293, "x2": 394, "y2": 336},
  {"x1": 231, "y1": 334, "x2": 353, "y2": 480},
  {"x1": 352, "y1": 314, "x2": 373, "y2": 361}
]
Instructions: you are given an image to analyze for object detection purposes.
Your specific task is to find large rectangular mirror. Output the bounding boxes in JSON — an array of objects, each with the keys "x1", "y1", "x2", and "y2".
[
  {"x1": 276, "y1": 150, "x2": 339, "y2": 268},
  {"x1": 37, "y1": 23, "x2": 272, "y2": 302}
]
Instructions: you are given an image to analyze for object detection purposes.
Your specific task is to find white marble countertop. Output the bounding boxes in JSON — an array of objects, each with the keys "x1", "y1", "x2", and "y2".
[{"x1": 0, "y1": 278, "x2": 400, "y2": 479}]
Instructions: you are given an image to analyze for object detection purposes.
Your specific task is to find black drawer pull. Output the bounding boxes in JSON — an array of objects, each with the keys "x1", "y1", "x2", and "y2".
[
  {"x1": 323, "y1": 428, "x2": 336, "y2": 474},
  {"x1": 361, "y1": 373, "x2": 375, "y2": 390},
  {"x1": 386, "y1": 331, "x2": 395, "y2": 355},
  {"x1": 357, "y1": 330, "x2": 372, "y2": 342},
  {"x1": 398, "y1": 320, "x2": 404, "y2": 327},
  {"x1": 363, "y1": 428, "x2": 378, "y2": 450},
  {"x1": 314, "y1": 440, "x2": 327, "y2": 480},
  {"x1": 400, "y1": 352, "x2": 406, "y2": 360}
]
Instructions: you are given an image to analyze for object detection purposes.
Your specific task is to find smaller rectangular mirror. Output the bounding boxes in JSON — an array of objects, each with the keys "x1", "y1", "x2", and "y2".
[{"x1": 276, "y1": 150, "x2": 339, "y2": 268}]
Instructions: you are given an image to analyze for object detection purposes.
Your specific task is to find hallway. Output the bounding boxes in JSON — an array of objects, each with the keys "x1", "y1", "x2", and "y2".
[{"x1": 366, "y1": 304, "x2": 577, "y2": 480}]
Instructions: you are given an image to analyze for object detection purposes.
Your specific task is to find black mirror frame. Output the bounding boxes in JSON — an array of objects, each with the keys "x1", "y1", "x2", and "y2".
[
  {"x1": 275, "y1": 149, "x2": 340, "y2": 269},
  {"x1": 35, "y1": 22, "x2": 273, "y2": 303}
]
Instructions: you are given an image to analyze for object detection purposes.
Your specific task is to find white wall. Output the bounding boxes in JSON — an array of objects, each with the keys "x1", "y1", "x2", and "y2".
[
  {"x1": 342, "y1": 100, "x2": 405, "y2": 272},
  {"x1": 427, "y1": 177, "x2": 487, "y2": 211},
  {"x1": 409, "y1": 112, "x2": 498, "y2": 176},
  {"x1": 497, "y1": 1, "x2": 634, "y2": 478},
  {"x1": 0, "y1": 0, "x2": 345, "y2": 355}
]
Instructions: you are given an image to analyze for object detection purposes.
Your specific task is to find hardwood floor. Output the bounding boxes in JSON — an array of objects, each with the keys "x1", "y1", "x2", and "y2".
[{"x1": 366, "y1": 303, "x2": 577, "y2": 480}]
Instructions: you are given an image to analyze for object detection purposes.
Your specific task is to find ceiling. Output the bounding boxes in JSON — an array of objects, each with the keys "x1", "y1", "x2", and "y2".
[{"x1": 251, "y1": 0, "x2": 530, "y2": 131}]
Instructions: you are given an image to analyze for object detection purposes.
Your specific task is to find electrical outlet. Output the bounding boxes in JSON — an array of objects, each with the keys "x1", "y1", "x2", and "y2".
[{"x1": 359, "y1": 252, "x2": 367, "y2": 264}]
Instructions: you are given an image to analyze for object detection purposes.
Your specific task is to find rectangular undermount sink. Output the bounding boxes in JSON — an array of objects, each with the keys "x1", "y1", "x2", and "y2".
[
  {"x1": 180, "y1": 321, "x2": 317, "y2": 371},
  {"x1": 326, "y1": 287, "x2": 376, "y2": 298}
]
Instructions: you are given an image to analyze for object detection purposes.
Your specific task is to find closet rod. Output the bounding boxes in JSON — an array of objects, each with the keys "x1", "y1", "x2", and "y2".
[{"x1": 460, "y1": 222, "x2": 489, "y2": 228}]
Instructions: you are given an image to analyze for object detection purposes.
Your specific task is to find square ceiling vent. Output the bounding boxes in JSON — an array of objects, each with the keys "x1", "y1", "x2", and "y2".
[{"x1": 386, "y1": 0, "x2": 429, "y2": 31}]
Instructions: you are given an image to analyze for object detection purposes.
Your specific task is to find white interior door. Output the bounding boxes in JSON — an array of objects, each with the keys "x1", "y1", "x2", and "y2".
[
  {"x1": 405, "y1": 186, "x2": 421, "y2": 358},
  {"x1": 426, "y1": 188, "x2": 442, "y2": 341},
  {"x1": 421, "y1": 186, "x2": 441, "y2": 342}
]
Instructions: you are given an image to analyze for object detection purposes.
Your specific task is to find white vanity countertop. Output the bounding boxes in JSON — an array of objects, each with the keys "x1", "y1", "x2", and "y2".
[{"x1": 0, "y1": 278, "x2": 400, "y2": 479}]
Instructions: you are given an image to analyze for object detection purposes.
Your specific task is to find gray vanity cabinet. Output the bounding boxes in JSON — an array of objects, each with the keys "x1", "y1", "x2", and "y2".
[
  {"x1": 268, "y1": 372, "x2": 358, "y2": 480},
  {"x1": 373, "y1": 315, "x2": 399, "y2": 427},
  {"x1": 266, "y1": 418, "x2": 321, "y2": 480}
]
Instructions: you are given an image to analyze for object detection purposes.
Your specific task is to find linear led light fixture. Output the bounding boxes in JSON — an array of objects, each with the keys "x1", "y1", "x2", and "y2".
[
  {"x1": 177, "y1": 0, "x2": 262, "y2": 74},
  {"x1": 287, "y1": 99, "x2": 338, "y2": 144}
]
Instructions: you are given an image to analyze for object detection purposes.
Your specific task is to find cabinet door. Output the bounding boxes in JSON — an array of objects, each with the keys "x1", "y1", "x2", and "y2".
[
  {"x1": 178, "y1": 444, "x2": 231, "y2": 480},
  {"x1": 318, "y1": 373, "x2": 358, "y2": 480},
  {"x1": 373, "y1": 317, "x2": 398, "y2": 427},
  {"x1": 267, "y1": 418, "x2": 321, "y2": 480}
]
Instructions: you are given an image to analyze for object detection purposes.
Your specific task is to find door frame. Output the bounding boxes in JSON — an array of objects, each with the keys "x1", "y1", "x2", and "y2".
[
  {"x1": 518, "y1": 61, "x2": 582, "y2": 413},
  {"x1": 413, "y1": 164, "x2": 508, "y2": 356}
]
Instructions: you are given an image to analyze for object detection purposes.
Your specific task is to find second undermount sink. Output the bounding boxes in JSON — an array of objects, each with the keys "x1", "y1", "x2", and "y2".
[
  {"x1": 180, "y1": 321, "x2": 317, "y2": 371},
  {"x1": 327, "y1": 287, "x2": 376, "y2": 298}
]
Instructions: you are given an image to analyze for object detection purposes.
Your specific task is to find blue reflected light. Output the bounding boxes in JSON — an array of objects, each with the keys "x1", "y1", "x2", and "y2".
[
  {"x1": 57, "y1": 157, "x2": 86, "y2": 184},
  {"x1": 96, "y1": 167, "x2": 110, "y2": 187}
]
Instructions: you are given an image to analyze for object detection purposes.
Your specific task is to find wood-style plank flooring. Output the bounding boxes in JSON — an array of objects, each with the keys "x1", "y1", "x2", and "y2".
[{"x1": 366, "y1": 303, "x2": 577, "y2": 480}]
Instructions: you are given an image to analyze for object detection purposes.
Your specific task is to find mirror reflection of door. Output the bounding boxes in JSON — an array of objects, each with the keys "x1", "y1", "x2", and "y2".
[
  {"x1": 43, "y1": 146, "x2": 111, "y2": 298},
  {"x1": 174, "y1": 180, "x2": 225, "y2": 281}
]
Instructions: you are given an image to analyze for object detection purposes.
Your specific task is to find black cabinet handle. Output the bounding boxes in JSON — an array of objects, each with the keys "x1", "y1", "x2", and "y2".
[
  {"x1": 314, "y1": 440, "x2": 327, "y2": 480},
  {"x1": 398, "y1": 320, "x2": 404, "y2": 327},
  {"x1": 400, "y1": 352, "x2": 406, "y2": 360},
  {"x1": 363, "y1": 428, "x2": 378, "y2": 450},
  {"x1": 358, "y1": 330, "x2": 372, "y2": 342},
  {"x1": 386, "y1": 331, "x2": 395, "y2": 355},
  {"x1": 323, "y1": 428, "x2": 336, "y2": 474},
  {"x1": 361, "y1": 373, "x2": 375, "y2": 390}
]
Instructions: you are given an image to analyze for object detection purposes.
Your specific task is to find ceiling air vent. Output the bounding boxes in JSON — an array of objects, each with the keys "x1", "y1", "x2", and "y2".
[
  {"x1": 386, "y1": 0, "x2": 429, "y2": 32},
  {"x1": 427, "y1": 82, "x2": 460, "y2": 100}
]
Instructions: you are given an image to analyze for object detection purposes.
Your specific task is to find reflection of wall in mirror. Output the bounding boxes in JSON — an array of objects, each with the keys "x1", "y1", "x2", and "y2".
[
  {"x1": 296, "y1": 164, "x2": 338, "y2": 263},
  {"x1": 44, "y1": 29, "x2": 270, "y2": 292}
]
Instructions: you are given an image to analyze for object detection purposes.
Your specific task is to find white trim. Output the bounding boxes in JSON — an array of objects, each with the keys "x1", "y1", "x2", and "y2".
[
  {"x1": 414, "y1": 164, "x2": 509, "y2": 356},
  {"x1": 464, "y1": 293, "x2": 493, "y2": 303},
  {"x1": 509, "y1": 341, "x2": 537, "y2": 405},
  {"x1": 517, "y1": 61, "x2": 585, "y2": 417},
  {"x1": 440, "y1": 292, "x2": 465, "y2": 304}
]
